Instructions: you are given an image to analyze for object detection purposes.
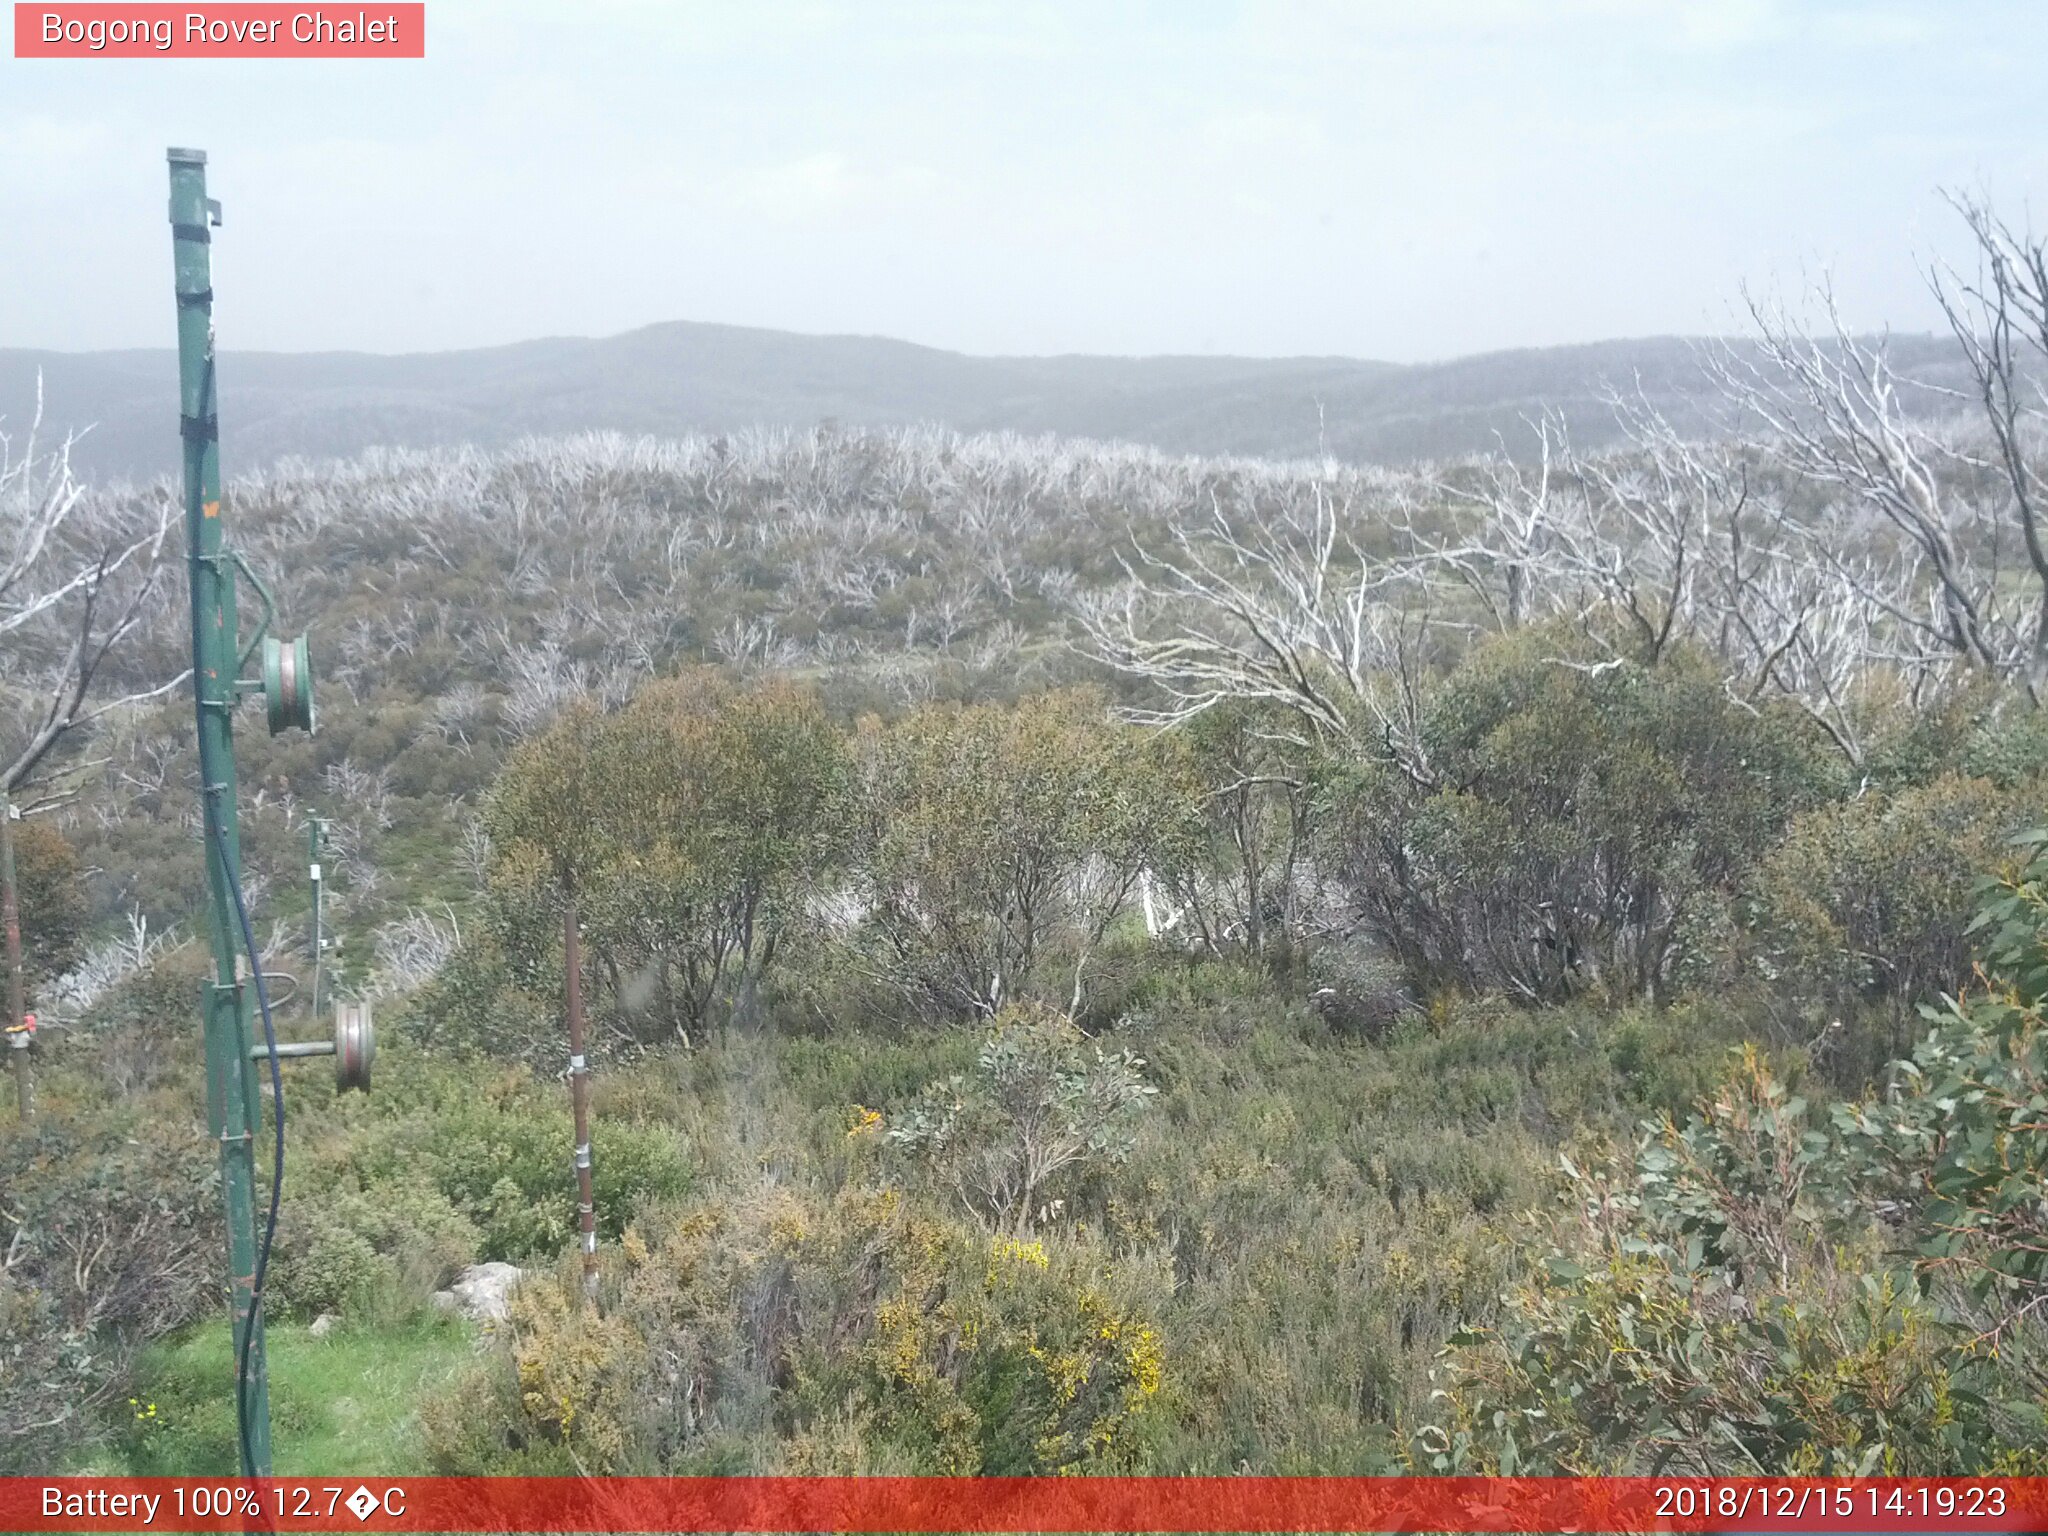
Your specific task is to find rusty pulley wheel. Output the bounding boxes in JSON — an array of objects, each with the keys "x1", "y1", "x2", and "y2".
[{"x1": 334, "y1": 1000, "x2": 373, "y2": 1093}]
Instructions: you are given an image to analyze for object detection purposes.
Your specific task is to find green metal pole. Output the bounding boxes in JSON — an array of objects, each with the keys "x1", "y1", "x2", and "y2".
[{"x1": 168, "y1": 146, "x2": 272, "y2": 1478}]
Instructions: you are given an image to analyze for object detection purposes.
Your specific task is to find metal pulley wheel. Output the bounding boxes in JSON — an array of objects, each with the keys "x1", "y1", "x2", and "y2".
[
  {"x1": 261, "y1": 633, "x2": 315, "y2": 735},
  {"x1": 334, "y1": 1000, "x2": 373, "y2": 1093}
]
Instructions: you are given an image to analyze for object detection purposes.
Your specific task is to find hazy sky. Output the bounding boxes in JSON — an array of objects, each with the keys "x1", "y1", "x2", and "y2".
[{"x1": 5, "y1": 0, "x2": 2046, "y2": 361}]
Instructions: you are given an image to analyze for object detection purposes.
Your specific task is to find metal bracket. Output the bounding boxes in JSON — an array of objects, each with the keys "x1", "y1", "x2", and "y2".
[{"x1": 229, "y1": 548, "x2": 276, "y2": 675}]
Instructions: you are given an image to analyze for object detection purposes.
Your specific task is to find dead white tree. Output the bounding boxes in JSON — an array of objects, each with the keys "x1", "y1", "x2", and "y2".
[
  {"x1": 1417, "y1": 418, "x2": 1572, "y2": 634},
  {"x1": 1930, "y1": 192, "x2": 2048, "y2": 697},
  {"x1": 1558, "y1": 391, "x2": 1743, "y2": 665},
  {"x1": 370, "y1": 905, "x2": 463, "y2": 996},
  {"x1": 1076, "y1": 483, "x2": 1434, "y2": 767},
  {"x1": 1, "y1": 382, "x2": 183, "y2": 795},
  {"x1": 1707, "y1": 283, "x2": 2015, "y2": 694},
  {"x1": 1711, "y1": 503, "x2": 1890, "y2": 765},
  {"x1": 1423, "y1": 400, "x2": 1734, "y2": 663}
]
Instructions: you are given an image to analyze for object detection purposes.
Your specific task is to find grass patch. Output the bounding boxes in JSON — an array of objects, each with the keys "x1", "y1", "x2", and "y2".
[{"x1": 80, "y1": 1315, "x2": 477, "y2": 1476}]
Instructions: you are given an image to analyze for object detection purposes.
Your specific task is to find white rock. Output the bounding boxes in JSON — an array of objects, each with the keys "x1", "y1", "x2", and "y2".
[
  {"x1": 308, "y1": 1312, "x2": 339, "y2": 1338},
  {"x1": 447, "y1": 1261, "x2": 525, "y2": 1323}
]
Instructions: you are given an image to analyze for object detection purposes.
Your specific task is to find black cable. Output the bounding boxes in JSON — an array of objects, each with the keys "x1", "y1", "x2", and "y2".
[{"x1": 212, "y1": 810, "x2": 285, "y2": 1479}]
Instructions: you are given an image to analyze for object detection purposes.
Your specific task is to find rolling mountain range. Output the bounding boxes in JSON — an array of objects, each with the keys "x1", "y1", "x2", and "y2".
[{"x1": 0, "y1": 321, "x2": 1972, "y2": 483}]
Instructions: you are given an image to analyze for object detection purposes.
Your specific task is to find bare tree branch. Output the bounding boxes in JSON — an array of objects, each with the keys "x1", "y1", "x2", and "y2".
[{"x1": 0, "y1": 378, "x2": 183, "y2": 795}]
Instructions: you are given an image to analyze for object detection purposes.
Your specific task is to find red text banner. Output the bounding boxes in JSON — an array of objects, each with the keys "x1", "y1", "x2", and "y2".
[
  {"x1": 14, "y1": 4, "x2": 424, "y2": 57},
  {"x1": 6, "y1": 1477, "x2": 2048, "y2": 1533}
]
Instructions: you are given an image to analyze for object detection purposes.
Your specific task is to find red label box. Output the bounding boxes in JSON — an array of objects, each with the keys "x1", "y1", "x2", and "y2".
[
  {"x1": 6, "y1": 1477, "x2": 2048, "y2": 1533},
  {"x1": 14, "y1": 3, "x2": 424, "y2": 57}
]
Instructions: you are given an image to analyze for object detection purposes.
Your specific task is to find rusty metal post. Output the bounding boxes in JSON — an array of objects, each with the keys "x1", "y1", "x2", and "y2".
[
  {"x1": 2, "y1": 795, "x2": 29, "y2": 1121},
  {"x1": 564, "y1": 897, "x2": 598, "y2": 1300}
]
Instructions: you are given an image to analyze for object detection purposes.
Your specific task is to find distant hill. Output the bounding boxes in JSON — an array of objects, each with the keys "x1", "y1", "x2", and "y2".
[{"x1": 0, "y1": 321, "x2": 1974, "y2": 483}]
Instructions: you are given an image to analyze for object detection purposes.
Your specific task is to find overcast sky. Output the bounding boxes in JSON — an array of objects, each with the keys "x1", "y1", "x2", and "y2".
[{"x1": 5, "y1": 0, "x2": 2046, "y2": 361}]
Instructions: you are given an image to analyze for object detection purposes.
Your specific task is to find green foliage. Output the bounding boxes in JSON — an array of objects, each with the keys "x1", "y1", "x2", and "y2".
[
  {"x1": 1859, "y1": 684, "x2": 2048, "y2": 793},
  {"x1": 886, "y1": 1003, "x2": 1157, "y2": 1235},
  {"x1": 8, "y1": 815, "x2": 88, "y2": 992},
  {"x1": 1150, "y1": 703, "x2": 1316, "y2": 961},
  {"x1": 0, "y1": 1090, "x2": 217, "y2": 1469},
  {"x1": 1963, "y1": 829, "x2": 2048, "y2": 1003},
  {"x1": 486, "y1": 672, "x2": 849, "y2": 1043},
  {"x1": 389, "y1": 971, "x2": 1749, "y2": 1478},
  {"x1": 851, "y1": 690, "x2": 1198, "y2": 1020},
  {"x1": 584, "y1": 672, "x2": 849, "y2": 1039},
  {"x1": 1753, "y1": 774, "x2": 2044, "y2": 1037},
  {"x1": 39, "y1": 932, "x2": 1782, "y2": 1477},
  {"x1": 405, "y1": 928, "x2": 559, "y2": 1064},
  {"x1": 49, "y1": 946, "x2": 208, "y2": 1099},
  {"x1": 1426, "y1": 1054, "x2": 2029, "y2": 1474},
  {"x1": 1631, "y1": 1050, "x2": 1847, "y2": 1284},
  {"x1": 284, "y1": 1047, "x2": 692, "y2": 1264},
  {"x1": 1098, "y1": 988, "x2": 1758, "y2": 1471},
  {"x1": 1429, "y1": 842, "x2": 2048, "y2": 1476},
  {"x1": 485, "y1": 702, "x2": 614, "y2": 894},
  {"x1": 1959, "y1": 706, "x2": 2048, "y2": 790},
  {"x1": 272, "y1": 1183, "x2": 480, "y2": 1324},
  {"x1": 425, "y1": 1188, "x2": 1168, "y2": 1475},
  {"x1": 1326, "y1": 628, "x2": 1834, "y2": 1001},
  {"x1": 1431, "y1": 1235, "x2": 2003, "y2": 1475},
  {"x1": 1833, "y1": 831, "x2": 2048, "y2": 1354},
  {"x1": 42, "y1": 548, "x2": 2048, "y2": 1484}
]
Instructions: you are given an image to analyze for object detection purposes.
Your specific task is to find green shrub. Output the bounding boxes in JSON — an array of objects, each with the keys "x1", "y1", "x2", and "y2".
[
  {"x1": 1427, "y1": 1232, "x2": 2007, "y2": 1475},
  {"x1": 272, "y1": 1183, "x2": 480, "y2": 1322},
  {"x1": 1149, "y1": 702, "x2": 1318, "y2": 962},
  {"x1": 486, "y1": 672, "x2": 850, "y2": 1046},
  {"x1": 9, "y1": 816, "x2": 88, "y2": 992},
  {"x1": 1427, "y1": 843, "x2": 2048, "y2": 1476},
  {"x1": 886, "y1": 1002, "x2": 1156, "y2": 1235},
  {"x1": 1860, "y1": 684, "x2": 2048, "y2": 792},
  {"x1": 424, "y1": 1188, "x2": 1169, "y2": 1475},
  {"x1": 62, "y1": 947, "x2": 211, "y2": 1099},
  {"x1": 849, "y1": 690, "x2": 1197, "y2": 1020},
  {"x1": 1325, "y1": 629, "x2": 1834, "y2": 1002},
  {"x1": 1833, "y1": 830, "x2": 2048, "y2": 1355},
  {"x1": 407, "y1": 929, "x2": 560, "y2": 1065},
  {"x1": 276, "y1": 1047, "x2": 692, "y2": 1265},
  {"x1": 0, "y1": 1092, "x2": 217, "y2": 1469},
  {"x1": 1753, "y1": 774, "x2": 2044, "y2": 1043},
  {"x1": 1424, "y1": 1052, "x2": 2029, "y2": 1474}
]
